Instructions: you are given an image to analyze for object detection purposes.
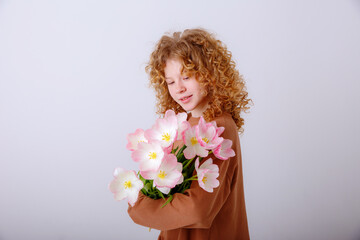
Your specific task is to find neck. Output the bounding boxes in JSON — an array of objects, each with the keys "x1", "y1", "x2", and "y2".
[{"x1": 190, "y1": 101, "x2": 209, "y2": 118}]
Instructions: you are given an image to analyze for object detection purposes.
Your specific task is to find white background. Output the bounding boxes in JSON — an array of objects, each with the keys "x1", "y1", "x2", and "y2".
[{"x1": 1, "y1": 1, "x2": 359, "y2": 240}]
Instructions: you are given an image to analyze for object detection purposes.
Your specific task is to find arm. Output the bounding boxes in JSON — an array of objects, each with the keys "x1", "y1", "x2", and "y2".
[
  {"x1": 127, "y1": 116, "x2": 238, "y2": 231},
  {"x1": 128, "y1": 155, "x2": 234, "y2": 230}
]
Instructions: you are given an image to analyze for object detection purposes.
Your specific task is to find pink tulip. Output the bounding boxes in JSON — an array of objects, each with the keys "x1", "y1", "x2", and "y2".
[
  {"x1": 141, "y1": 153, "x2": 183, "y2": 194},
  {"x1": 131, "y1": 141, "x2": 164, "y2": 173},
  {"x1": 195, "y1": 117, "x2": 224, "y2": 150},
  {"x1": 126, "y1": 129, "x2": 148, "y2": 151},
  {"x1": 210, "y1": 120, "x2": 225, "y2": 137},
  {"x1": 182, "y1": 121, "x2": 209, "y2": 159},
  {"x1": 145, "y1": 115, "x2": 178, "y2": 149},
  {"x1": 213, "y1": 139, "x2": 235, "y2": 160},
  {"x1": 165, "y1": 110, "x2": 188, "y2": 140},
  {"x1": 109, "y1": 168, "x2": 144, "y2": 206},
  {"x1": 195, "y1": 158, "x2": 220, "y2": 193}
]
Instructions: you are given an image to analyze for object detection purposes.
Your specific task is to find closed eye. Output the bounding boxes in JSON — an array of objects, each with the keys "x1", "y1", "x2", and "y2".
[{"x1": 167, "y1": 81, "x2": 174, "y2": 85}]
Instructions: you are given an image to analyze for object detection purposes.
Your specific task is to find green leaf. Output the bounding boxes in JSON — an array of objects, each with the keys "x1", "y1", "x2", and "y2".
[
  {"x1": 161, "y1": 195, "x2": 173, "y2": 208},
  {"x1": 157, "y1": 189, "x2": 166, "y2": 201},
  {"x1": 143, "y1": 182, "x2": 152, "y2": 192}
]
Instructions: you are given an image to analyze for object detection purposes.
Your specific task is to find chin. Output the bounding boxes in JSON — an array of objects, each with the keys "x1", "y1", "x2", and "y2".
[{"x1": 180, "y1": 105, "x2": 194, "y2": 112}]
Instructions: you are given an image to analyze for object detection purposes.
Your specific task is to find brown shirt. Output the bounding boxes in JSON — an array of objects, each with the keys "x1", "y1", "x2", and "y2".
[{"x1": 128, "y1": 112, "x2": 250, "y2": 240}]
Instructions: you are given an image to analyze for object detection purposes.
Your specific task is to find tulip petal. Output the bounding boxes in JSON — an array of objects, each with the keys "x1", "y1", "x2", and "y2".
[{"x1": 108, "y1": 168, "x2": 143, "y2": 206}]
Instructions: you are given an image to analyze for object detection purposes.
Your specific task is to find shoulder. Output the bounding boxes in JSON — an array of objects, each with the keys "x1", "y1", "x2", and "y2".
[
  {"x1": 213, "y1": 112, "x2": 235, "y2": 127},
  {"x1": 213, "y1": 112, "x2": 238, "y2": 140}
]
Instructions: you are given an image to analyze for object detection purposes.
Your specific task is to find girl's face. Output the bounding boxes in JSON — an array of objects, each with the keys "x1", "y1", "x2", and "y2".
[{"x1": 164, "y1": 58, "x2": 208, "y2": 117}]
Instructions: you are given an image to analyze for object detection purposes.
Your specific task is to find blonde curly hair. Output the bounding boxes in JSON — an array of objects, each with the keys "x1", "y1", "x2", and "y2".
[{"x1": 146, "y1": 28, "x2": 252, "y2": 133}]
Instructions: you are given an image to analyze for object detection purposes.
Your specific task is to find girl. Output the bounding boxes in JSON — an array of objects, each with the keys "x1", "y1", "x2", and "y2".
[{"x1": 128, "y1": 28, "x2": 251, "y2": 240}]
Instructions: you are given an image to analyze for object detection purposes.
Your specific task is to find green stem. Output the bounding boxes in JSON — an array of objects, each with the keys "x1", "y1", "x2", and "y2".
[
  {"x1": 183, "y1": 156, "x2": 196, "y2": 169},
  {"x1": 184, "y1": 175, "x2": 198, "y2": 182},
  {"x1": 171, "y1": 144, "x2": 179, "y2": 154},
  {"x1": 176, "y1": 145, "x2": 187, "y2": 157}
]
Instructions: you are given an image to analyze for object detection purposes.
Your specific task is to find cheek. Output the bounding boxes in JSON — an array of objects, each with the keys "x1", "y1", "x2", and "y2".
[
  {"x1": 167, "y1": 87, "x2": 177, "y2": 101},
  {"x1": 190, "y1": 80, "x2": 204, "y2": 95},
  {"x1": 194, "y1": 84, "x2": 206, "y2": 97}
]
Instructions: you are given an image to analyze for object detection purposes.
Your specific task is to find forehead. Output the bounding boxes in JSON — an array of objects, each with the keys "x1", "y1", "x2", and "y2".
[{"x1": 164, "y1": 59, "x2": 184, "y2": 78}]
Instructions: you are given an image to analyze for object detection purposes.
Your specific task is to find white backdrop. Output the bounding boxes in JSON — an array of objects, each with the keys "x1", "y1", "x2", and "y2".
[{"x1": 1, "y1": 1, "x2": 359, "y2": 240}]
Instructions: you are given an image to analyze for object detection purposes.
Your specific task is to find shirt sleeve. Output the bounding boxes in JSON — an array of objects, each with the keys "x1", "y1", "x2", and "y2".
[{"x1": 127, "y1": 117, "x2": 238, "y2": 231}]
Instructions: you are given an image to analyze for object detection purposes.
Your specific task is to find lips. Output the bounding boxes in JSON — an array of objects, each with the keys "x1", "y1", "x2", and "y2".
[{"x1": 179, "y1": 95, "x2": 192, "y2": 103}]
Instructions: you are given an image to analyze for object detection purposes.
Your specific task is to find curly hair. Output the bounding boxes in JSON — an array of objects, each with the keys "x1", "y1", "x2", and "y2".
[{"x1": 146, "y1": 28, "x2": 252, "y2": 133}]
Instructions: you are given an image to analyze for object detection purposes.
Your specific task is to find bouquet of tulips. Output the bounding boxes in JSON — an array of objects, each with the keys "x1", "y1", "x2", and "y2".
[{"x1": 109, "y1": 110, "x2": 235, "y2": 207}]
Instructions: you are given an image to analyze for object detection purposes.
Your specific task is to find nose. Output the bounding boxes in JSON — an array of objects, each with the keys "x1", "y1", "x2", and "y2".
[{"x1": 176, "y1": 79, "x2": 186, "y2": 94}]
